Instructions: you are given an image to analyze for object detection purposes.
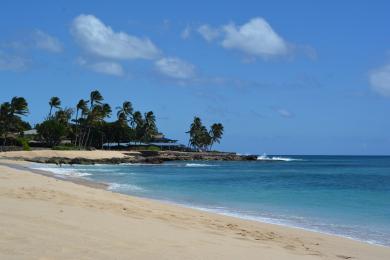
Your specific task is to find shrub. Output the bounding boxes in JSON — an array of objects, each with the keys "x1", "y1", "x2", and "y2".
[
  {"x1": 52, "y1": 144, "x2": 78, "y2": 150},
  {"x1": 144, "y1": 145, "x2": 161, "y2": 151},
  {"x1": 36, "y1": 119, "x2": 67, "y2": 147},
  {"x1": 16, "y1": 137, "x2": 31, "y2": 151}
]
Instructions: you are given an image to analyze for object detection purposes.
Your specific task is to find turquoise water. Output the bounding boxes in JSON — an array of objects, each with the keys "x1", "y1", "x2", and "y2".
[{"x1": 32, "y1": 156, "x2": 390, "y2": 246}]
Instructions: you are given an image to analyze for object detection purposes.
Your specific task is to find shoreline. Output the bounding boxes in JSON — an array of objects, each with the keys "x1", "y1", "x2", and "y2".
[
  {"x1": 3, "y1": 158, "x2": 389, "y2": 248},
  {"x1": 0, "y1": 149, "x2": 258, "y2": 165}
]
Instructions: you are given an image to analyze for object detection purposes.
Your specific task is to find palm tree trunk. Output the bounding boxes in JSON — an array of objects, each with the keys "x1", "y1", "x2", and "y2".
[
  {"x1": 78, "y1": 127, "x2": 85, "y2": 149},
  {"x1": 74, "y1": 112, "x2": 79, "y2": 146},
  {"x1": 84, "y1": 127, "x2": 91, "y2": 149}
]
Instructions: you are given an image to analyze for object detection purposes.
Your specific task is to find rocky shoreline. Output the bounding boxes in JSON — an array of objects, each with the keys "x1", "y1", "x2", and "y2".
[{"x1": 3, "y1": 150, "x2": 258, "y2": 165}]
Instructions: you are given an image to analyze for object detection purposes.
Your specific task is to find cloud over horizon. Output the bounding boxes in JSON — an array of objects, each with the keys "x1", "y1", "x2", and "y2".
[{"x1": 71, "y1": 14, "x2": 160, "y2": 60}]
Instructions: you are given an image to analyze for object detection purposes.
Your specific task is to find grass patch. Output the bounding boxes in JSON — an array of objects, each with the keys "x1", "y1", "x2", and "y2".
[{"x1": 52, "y1": 144, "x2": 79, "y2": 150}]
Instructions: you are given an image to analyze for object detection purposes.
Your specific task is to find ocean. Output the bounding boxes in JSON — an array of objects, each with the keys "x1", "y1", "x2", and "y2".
[{"x1": 31, "y1": 155, "x2": 390, "y2": 246}]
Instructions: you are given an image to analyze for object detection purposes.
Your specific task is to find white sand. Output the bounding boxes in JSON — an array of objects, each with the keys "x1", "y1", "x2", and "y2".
[{"x1": 0, "y1": 149, "x2": 137, "y2": 160}]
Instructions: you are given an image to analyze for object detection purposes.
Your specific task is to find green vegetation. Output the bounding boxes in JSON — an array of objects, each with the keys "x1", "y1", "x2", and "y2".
[
  {"x1": 52, "y1": 144, "x2": 79, "y2": 150},
  {"x1": 0, "y1": 97, "x2": 30, "y2": 150},
  {"x1": 36, "y1": 118, "x2": 69, "y2": 147},
  {"x1": 143, "y1": 145, "x2": 161, "y2": 151},
  {"x1": 187, "y1": 117, "x2": 224, "y2": 151},
  {"x1": 38, "y1": 90, "x2": 160, "y2": 149},
  {"x1": 16, "y1": 137, "x2": 31, "y2": 151},
  {"x1": 1, "y1": 90, "x2": 224, "y2": 152}
]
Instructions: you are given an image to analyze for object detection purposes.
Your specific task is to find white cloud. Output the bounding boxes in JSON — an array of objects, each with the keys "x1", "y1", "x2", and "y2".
[
  {"x1": 71, "y1": 14, "x2": 160, "y2": 60},
  {"x1": 0, "y1": 51, "x2": 28, "y2": 71},
  {"x1": 197, "y1": 24, "x2": 220, "y2": 42},
  {"x1": 369, "y1": 64, "x2": 390, "y2": 97},
  {"x1": 33, "y1": 30, "x2": 63, "y2": 53},
  {"x1": 90, "y1": 61, "x2": 124, "y2": 76},
  {"x1": 155, "y1": 57, "x2": 195, "y2": 80},
  {"x1": 276, "y1": 108, "x2": 294, "y2": 118},
  {"x1": 221, "y1": 18, "x2": 288, "y2": 58},
  {"x1": 77, "y1": 57, "x2": 124, "y2": 77},
  {"x1": 181, "y1": 26, "x2": 191, "y2": 39}
]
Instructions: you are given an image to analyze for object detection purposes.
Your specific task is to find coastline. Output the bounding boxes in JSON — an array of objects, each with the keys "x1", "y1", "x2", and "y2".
[
  {"x1": 0, "y1": 149, "x2": 258, "y2": 165},
  {"x1": 1, "y1": 157, "x2": 390, "y2": 259}
]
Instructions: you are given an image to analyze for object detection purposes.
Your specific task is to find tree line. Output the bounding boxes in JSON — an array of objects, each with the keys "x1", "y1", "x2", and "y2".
[
  {"x1": 36, "y1": 90, "x2": 159, "y2": 148},
  {"x1": 0, "y1": 91, "x2": 224, "y2": 151}
]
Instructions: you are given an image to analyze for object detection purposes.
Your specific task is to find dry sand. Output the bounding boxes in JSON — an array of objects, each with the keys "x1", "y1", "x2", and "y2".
[
  {"x1": 0, "y1": 156, "x2": 389, "y2": 259},
  {"x1": 0, "y1": 149, "x2": 136, "y2": 160}
]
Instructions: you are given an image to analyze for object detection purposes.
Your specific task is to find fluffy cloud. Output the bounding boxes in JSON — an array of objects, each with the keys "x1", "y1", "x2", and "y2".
[
  {"x1": 369, "y1": 64, "x2": 390, "y2": 97},
  {"x1": 71, "y1": 14, "x2": 160, "y2": 60},
  {"x1": 221, "y1": 18, "x2": 288, "y2": 58},
  {"x1": 155, "y1": 57, "x2": 195, "y2": 80},
  {"x1": 77, "y1": 58, "x2": 124, "y2": 77},
  {"x1": 197, "y1": 18, "x2": 291, "y2": 59},
  {"x1": 197, "y1": 24, "x2": 220, "y2": 42},
  {"x1": 33, "y1": 30, "x2": 63, "y2": 53}
]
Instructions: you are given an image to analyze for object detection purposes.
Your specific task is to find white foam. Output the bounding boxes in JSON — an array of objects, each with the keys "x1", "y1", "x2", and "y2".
[
  {"x1": 185, "y1": 163, "x2": 214, "y2": 167},
  {"x1": 257, "y1": 154, "x2": 302, "y2": 162},
  {"x1": 107, "y1": 183, "x2": 146, "y2": 192},
  {"x1": 31, "y1": 166, "x2": 91, "y2": 178}
]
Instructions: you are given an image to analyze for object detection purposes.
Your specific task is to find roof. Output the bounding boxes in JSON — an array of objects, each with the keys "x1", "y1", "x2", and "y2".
[
  {"x1": 23, "y1": 129, "x2": 38, "y2": 135},
  {"x1": 103, "y1": 142, "x2": 184, "y2": 147}
]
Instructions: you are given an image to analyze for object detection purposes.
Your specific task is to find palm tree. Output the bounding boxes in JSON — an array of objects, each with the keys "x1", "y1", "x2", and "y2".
[
  {"x1": 132, "y1": 111, "x2": 144, "y2": 143},
  {"x1": 84, "y1": 102, "x2": 111, "y2": 148},
  {"x1": 82, "y1": 91, "x2": 104, "y2": 148},
  {"x1": 186, "y1": 117, "x2": 223, "y2": 151},
  {"x1": 143, "y1": 111, "x2": 157, "y2": 142},
  {"x1": 0, "y1": 102, "x2": 11, "y2": 149},
  {"x1": 132, "y1": 111, "x2": 143, "y2": 126},
  {"x1": 75, "y1": 99, "x2": 89, "y2": 148},
  {"x1": 0, "y1": 97, "x2": 28, "y2": 148},
  {"x1": 75, "y1": 99, "x2": 88, "y2": 122},
  {"x1": 55, "y1": 108, "x2": 74, "y2": 125},
  {"x1": 209, "y1": 123, "x2": 224, "y2": 150},
  {"x1": 48, "y1": 96, "x2": 61, "y2": 116},
  {"x1": 187, "y1": 117, "x2": 202, "y2": 149},
  {"x1": 116, "y1": 101, "x2": 133, "y2": 124},
  {"x1": 89, "y1": 90, "x2": 103, "y2": 109},
  {"x1": 94, "y1": 103, "x2": 112, "y2": 148}
]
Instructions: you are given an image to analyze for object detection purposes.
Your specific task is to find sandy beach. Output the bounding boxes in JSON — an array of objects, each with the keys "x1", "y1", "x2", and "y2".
[
  {"x1": 0, "y1": 150, "x2": 136, "y2": 160},
  {"x1": 0, "y1": 153, "x2": 389, "y2": 259}
]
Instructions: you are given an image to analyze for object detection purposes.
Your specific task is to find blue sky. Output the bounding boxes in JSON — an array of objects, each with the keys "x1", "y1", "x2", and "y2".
[{"x1": 1, "y1": 0, "x2": 390, "y2": 155}]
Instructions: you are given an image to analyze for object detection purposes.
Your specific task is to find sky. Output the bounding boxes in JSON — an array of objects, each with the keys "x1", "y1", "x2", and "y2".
[{"x1": 1, "y1": 0, "x2": 390, "y2": 155}]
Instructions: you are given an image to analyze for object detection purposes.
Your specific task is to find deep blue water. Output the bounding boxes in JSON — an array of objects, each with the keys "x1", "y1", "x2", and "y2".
[{"x1": 32, "y1": 156, "x2": 390, "y2": 246}]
